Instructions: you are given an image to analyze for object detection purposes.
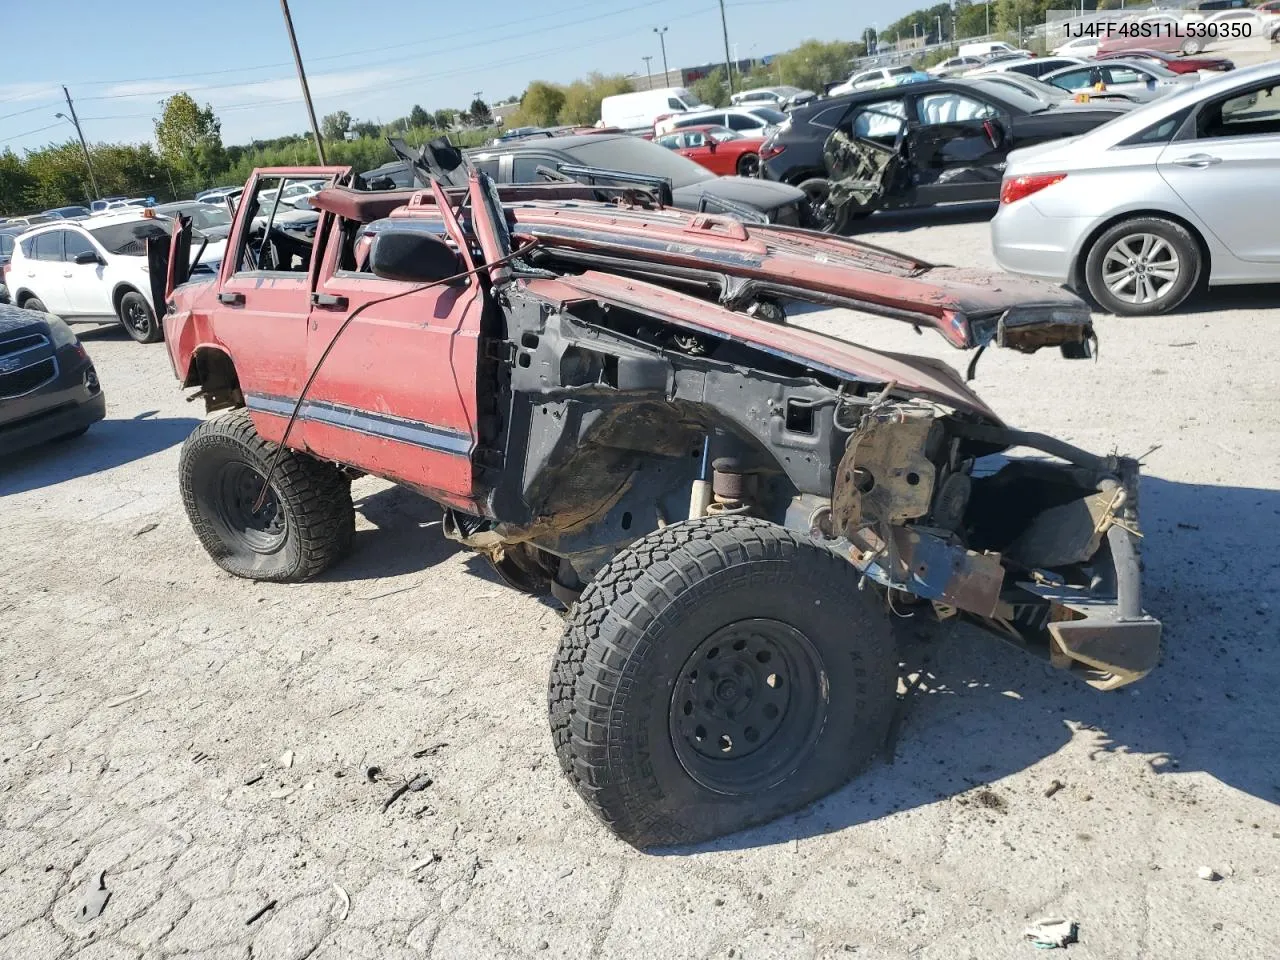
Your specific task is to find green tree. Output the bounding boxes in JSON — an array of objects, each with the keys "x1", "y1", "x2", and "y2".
[
  {"x1": 469, "y1": 98, "x2": 492, "y2": 125},
  {"x1": 0, "y1": 149, "x2": 39, "y2": 215},
  {"x1": 520, "y1": 82, "x2": 565, "y2": 126},
  {"x1": 771, "y1": 39, "x2": 859, "y2": 91},
  {"x1": 557, "y1": 73, "x2": 632, "y2": 126},
  {"x1": 154, "y1": 93, "x2": 223, "y2": 180},
  {"x1": 432, "y1": 108, "x2": 458, "y2": 129},
  {"x1": 321, "y1": 110, "x2": 351, "y2": 141},
  {"x1": 690, "y1": 69, "x2": 730, "y2": 109},
  {"x1": 350, "y1": 119, "x2": 381, "y2": 139},
  {"x1": 409, "y1": 104, "x2": 430, "y2": 127}
]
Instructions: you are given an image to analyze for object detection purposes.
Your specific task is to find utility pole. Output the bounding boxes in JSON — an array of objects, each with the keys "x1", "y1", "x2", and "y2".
[
  {"x1": 986, "y1": 0, "x2": 991, "y2": 35},
  {"x1": 59, "y1": 87, "x2": 99, "y2": 200},
  {"x1": 642, "y1": 56, "x2": 654, "y2": 88},
  {"x1": 279, "y1": 0, "x2": 326, "y2": 164},
  {"x1": 937, "y1": 15, "x2": 943, "y2": 42},
  {"x1": 654, "y1": 26, "x2": 669, "y2": 82},
  {"x1": 718, "y1": 0, "x2": 735, "y2": 92}
]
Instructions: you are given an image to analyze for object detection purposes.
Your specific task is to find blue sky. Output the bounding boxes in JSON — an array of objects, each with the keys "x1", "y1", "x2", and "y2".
[{"x1": 1, "y1": 0, "x2": 918, "y2": 154}]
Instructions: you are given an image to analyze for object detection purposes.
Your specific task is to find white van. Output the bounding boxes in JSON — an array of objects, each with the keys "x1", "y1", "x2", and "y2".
[
  {"x1": 957, "y1": 41, "x2": 1020, "y2": 59},
  {"x1": 600, "y1": 87, "x2": 703, "y2": 131}
]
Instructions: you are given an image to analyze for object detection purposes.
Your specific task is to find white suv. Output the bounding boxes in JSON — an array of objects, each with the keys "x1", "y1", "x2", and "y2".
[{"x1": 6, "y1": 211, "x2": 225, "y2": 344}]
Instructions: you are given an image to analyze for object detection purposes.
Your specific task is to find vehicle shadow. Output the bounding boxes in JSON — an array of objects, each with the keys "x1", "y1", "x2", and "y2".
[
  {"x1": 0, "y1": 416, "x2": 201, "y2": 496},
  {"x1": 1174, "y1": 283, "x2": 1280, "y2": 316},
  {"x1": 658, "y1": 474, "x2": 1280, "y2": 854},
  {"x1": 853, "y1": 201, "x2": 999, "y2": 234},
  {"x1": 315, "y1": 484, "x2": 464, "y2": 583}
]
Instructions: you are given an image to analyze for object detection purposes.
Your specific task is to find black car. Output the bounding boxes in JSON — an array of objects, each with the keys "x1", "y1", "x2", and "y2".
[
  {"x1": 365, "y1": 134, "x2": 811, "y2": 226},
  {"x1": 1, "y1": 225, "x2": 26, "y2": 304},
  {"x1": 0, "y1": 304, "x2": 105, "y2": 456},
  {"x1": 760, "y1": 77, "x2": 1129, "y2": 232}
]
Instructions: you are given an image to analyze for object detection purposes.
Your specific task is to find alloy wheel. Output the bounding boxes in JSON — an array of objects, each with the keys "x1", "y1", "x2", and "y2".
[{"x1": 1101, "y1": 233, "x2": 1181, "y2": 305}]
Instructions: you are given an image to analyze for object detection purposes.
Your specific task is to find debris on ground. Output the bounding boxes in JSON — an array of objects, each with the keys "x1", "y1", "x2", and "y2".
[
  {"x1": 412, "y1": 742, "x2": 449, "y2": 759},
  {"x1": 407, "y1": 773, "x2": 433, "y2": 792},
  {"x1": 132, "y1": 522, "x2": 159, "y2": 537},
  {"x1": 1044, "y1": 780, "x2": 1065, "y2": 799},
  {"x1": 331, "y1": 883, "x2": 350, "y2": 921},
  {"x1": 76, "y1": 870, "x2": 111, "y2": 923},
  {"x1": 246, "y1": 899, "x2": 277, "y2": 925},
  {"x1": 382, "y1": 782, "x2": 410, "y2": 814},
  {"x1": 1198, "y1": 866, "x2": 1221, "y2": 881},
  {"x1": 104, "y1": 690, "x2": 148, "y2": 709},
  {"x1": 243, "y1": 772, "x2": 264, "y2": 786},
  {"x1": 365, "y1": 765, "x2": 382, "y2": 783},
  {"x1": 1023, "y1": 918, "x2": 1078, "y2": 949},
  {"x1": 279, "y1": 749, "x2": 294, "y2": 769}
]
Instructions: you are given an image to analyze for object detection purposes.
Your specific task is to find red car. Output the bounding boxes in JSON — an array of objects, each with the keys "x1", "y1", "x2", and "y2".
[
  {"x1": 655, "y1": 125, "x2": 766, "y2": 178},
  {"x1": 1094, "y1": 47, "x2": 1233, "y2": 73}
]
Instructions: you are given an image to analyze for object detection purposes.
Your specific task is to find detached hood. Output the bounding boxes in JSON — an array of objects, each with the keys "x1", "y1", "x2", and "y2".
[{"x1": 502, "y1": 198, "x2": 1094, "y2": 355}]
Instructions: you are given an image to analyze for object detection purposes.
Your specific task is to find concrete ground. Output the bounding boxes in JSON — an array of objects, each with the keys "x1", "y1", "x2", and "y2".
[{"x1": 2, "y1": 208, "x2": 1278, "y2": 960}]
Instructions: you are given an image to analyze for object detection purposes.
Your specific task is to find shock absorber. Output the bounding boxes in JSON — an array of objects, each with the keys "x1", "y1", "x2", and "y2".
[{"x1": 706, "y1": 457, "x2": 754, "y2": 516}]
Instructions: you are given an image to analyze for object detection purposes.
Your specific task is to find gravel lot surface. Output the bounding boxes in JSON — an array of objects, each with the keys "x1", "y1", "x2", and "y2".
[{"x1": 3, "y1": 207, "x2": 1278, "y2": 959}]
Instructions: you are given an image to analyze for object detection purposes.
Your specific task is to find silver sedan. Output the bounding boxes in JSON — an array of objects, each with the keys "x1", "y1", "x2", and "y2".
[
  {"x1": 991, "y1": 62, "x2": 1280, "y2": 316},
  {"x1": 1040, "y1": 59, "x2": 1199, "y2": 104}
]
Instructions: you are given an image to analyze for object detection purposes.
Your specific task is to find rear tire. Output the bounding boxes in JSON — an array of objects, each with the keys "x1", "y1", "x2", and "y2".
[
  {"x1": 178, "y1": 409, "x2": 354, "y2": 582},
  {"x1": 736, "y1": 152, "x2": 760, "y2": 178},
  {"x1": 797, "y1": 177, "x2": 851, "y2": 234},
  {"x1": 118, "y1": 290, "x2": 161, "y2": 344},
  {"x1": 1181, "y1": 38, "x2": 1204, "y2": 55},
  {"x1": 1083, "y1": 216, "x2": 1201, "y2": 317},
  {"x1": 549, "y1": 516, "x2": 897, "y2": 849}
]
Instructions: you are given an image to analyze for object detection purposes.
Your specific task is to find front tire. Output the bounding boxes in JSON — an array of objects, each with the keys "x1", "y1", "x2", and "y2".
[
  {"x1": 736, "y1": 152, "x2": 760, "y2": 178},
  {"x1": 118, "y1": 290, "x2": 161, "y2": 344},
  {"x1": 1181, "y1": 38, "x2": 1204, "y2": 55},
  {"x1": 1083, "y1": 216, "x2": 1201, "y2": 316},
  {"x1": 549, "y1": 516, "x2": 897, "y2": 849},
  {"x1": 22, "y1": 296, "x2": 48, "y2": 314},
  {"x1": 178, "y1": 410, "x2": 354, "y2": 582}
]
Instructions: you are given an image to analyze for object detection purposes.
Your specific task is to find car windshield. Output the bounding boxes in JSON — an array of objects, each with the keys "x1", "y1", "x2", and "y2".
[
  {"x1": 706, "y1": 126, "x2": 742, "y2": 140},
  {"x1": 561, "y1": 137, "x2": 714, "y2": 188},
  {"x1": 1124, "y1": 61, "x2": 1175, "y2": 79},
  {"x1": 985, "y1": 75, "x2": 1071, "y2": 101},
  {"x1": 968, "y1": 79, "x2": 1050, "y2": 113},
  {"x1": 681, "y1": 91, "x2": 704, "y2": 107},
  {"x1": 888, "y1": 66, "x2": 915, "y2": 76},
  {"x1": 89, "y1": 218, "x2": 173, "y2": 256},
  {"x1": 0, "y1": 235, "x2": 15, "y2": 256}
]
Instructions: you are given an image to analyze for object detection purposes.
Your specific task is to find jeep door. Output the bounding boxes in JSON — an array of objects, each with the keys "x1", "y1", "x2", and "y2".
[
  {"x1": 300, "y1": 185, "x2": 485, "y2": 510},
  {"x1": 905, "y1": 89, "x2": 1009, "y2": 204},
  {"x1": 217, "y1": 168, "x2": 349, "y2": 438}
]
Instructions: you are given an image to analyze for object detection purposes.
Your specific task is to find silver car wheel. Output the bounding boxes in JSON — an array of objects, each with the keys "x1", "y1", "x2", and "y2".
[{"x1": 1101, "y1": 233, "x2": 1180, "y2": 305}]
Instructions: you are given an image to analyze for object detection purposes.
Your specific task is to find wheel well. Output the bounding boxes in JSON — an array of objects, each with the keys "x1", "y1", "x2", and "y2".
[
  {"x1": 1072, "y1": 209, "x2": 1211, "y2": 290},
  {"x1": 111, "y1": 283, "x2": 144, "y2": 316},
  {"x1": 185, "y1": 346, "x2": 243, "y2": 412}
]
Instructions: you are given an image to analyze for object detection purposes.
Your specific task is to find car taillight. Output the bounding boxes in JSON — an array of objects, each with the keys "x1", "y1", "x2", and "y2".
[
  {"x1": 1000, "y1": 172, "x2": 1066, "y2": 205},
  {"x1": 760, "y1": 142, "x2": 785, "y2": 161}
]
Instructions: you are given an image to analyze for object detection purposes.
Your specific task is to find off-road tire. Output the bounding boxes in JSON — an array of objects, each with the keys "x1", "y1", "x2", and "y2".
[
  {"x1": 118, "y1": 290, "x2": 162, "y2": 344},
  {"x1": 21, "y1": 296, "x2": 48, "y2": 314},
  {"x1": 549, "y1": 516, "x2": 897, "y2": 849},
  {"x1": 1083, "y1": 216, "x2": 1201, "y2": 317},
  {"x1": 179, "y1": 409, "x2": 354, "y2": 582}
]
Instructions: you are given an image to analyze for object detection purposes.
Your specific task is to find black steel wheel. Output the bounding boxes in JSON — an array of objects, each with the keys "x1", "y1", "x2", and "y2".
[
  {"x1": 118, "y1": 290, "x2": 161, "y2": 344},
  {"x1": 550, "y1": 516, "x2": 898, "y2": 849},
  {"x1": 210, "y1": 460, "x2": 288, "y2": 555},
  {"x1": 736, "y1": 152, "x2": 761, "y2": 178},
  {"x1": 669, "y1": 619, "x2": 827, "y2": 795},
  {"x1": 179, "y1": 409, "x2": 354, "y2": 581}
]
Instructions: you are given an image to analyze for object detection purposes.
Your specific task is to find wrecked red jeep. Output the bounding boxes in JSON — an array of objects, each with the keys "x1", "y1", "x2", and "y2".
[{"x1": 158, "y1": 164, "x2": 1160, "y2": 849}]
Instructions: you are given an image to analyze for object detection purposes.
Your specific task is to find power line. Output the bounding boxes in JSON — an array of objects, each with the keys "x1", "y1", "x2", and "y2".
[{"x1": 0, "y1": 121, "x2": 66, "y2": 144}]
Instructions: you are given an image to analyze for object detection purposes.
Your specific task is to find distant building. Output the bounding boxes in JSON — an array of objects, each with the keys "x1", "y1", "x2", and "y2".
[{"x1": 628, "y1": 58, "x2": 768, "y2": 92}]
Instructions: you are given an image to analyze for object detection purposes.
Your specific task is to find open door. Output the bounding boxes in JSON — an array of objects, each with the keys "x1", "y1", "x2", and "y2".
[
  {"x1": 821, "y1": 99, "x2": 910, "y2": 228},
  {"x1": 905, "y1": 91, "x2": 1010, "y2": 203}
]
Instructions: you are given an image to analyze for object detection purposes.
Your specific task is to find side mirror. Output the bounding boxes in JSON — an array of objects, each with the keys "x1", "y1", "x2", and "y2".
[
  {"x1": 368, "y1": 230, "x2": 463, "y2": 284},
  {"x1": 707, "y1": 139, "x2": 718, "y2": 152},
  {"x1": 73, "y1": 250, "x2": 103, "y2": 265},
  {"x1": 292, "y1": 195, "x2": 314, "y2": 210}
]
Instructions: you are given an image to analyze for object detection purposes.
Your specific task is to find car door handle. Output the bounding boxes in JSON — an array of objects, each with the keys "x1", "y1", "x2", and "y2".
[
  {"x1": 310, "y1": 292, "x2": 348, "y2": 309},
  {"x1": 217, "y1": 291, "x2": 245, "y2": 305},
  {"x1": 1171, "y1": 154, "x2": 1222, "y2": 168}
]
